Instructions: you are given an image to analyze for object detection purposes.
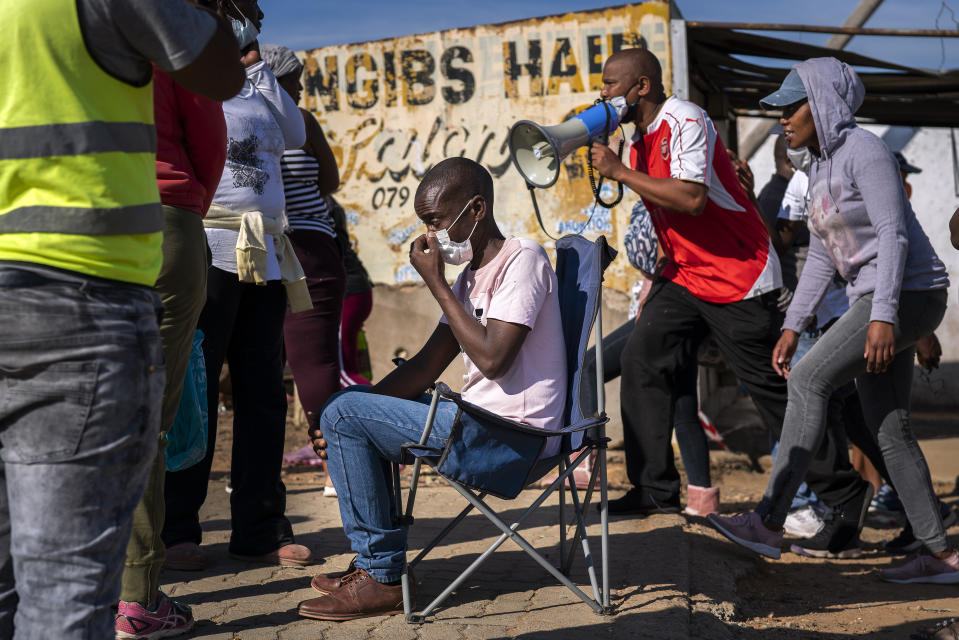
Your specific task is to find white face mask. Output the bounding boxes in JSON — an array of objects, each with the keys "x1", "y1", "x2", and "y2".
[
  {"x1": 607, "y1": 85, "x2": 639, "y2": 122},
  {"x1": 787, "y1": 146, "x2": 812, "y2": 174},
  {"x1": 230, "y1": 0, "x2": 259, "y2": 49},
  {"x1": 434, "y1": 198, "x2": 479, "y2": 266}
]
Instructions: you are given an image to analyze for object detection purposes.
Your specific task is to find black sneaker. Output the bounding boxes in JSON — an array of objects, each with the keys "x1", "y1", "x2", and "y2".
[
  {"x1": 941, "y1": 501, "x2": 958, "y2": 529},
  {"x1": 604, "y1": 489, "x2": 681, "y2": 516},
  {"x1": 885, "y1": 502, "x2": 957, "y2": 555},
  {"x1": 884, "y1": 522, "x2": 922, "y2": 555},
  {"x1": 790, "y1": 482, "x2": 873, "y2": 559},
  {"x1": 790, "y1": 517, "x2": 864, "y2": 558}
]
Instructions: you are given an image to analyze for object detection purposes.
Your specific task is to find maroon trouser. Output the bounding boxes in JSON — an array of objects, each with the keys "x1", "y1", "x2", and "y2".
[{"x1": 284, "y1": 229, "x2": 346, "y2": 415}]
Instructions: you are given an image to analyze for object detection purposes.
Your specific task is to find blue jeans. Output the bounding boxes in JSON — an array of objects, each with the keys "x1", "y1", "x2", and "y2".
[
  {"x1": 321, "y1": 388, "x2": 459, "y2": 583},
  {"x1": 0, "y1": 265, "x2": 164, "y2": 639}
]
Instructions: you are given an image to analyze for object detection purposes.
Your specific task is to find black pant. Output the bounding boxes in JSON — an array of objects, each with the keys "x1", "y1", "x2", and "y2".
[
  {"x1": 583, "y1": 320, "x2": 711, "y2": 487},
  {"x1": 163, "y1": 267, "x2": 294, "y2": 555},
  {"x1": 620, "y1": 279, "x2": 865, "y2": 507}
]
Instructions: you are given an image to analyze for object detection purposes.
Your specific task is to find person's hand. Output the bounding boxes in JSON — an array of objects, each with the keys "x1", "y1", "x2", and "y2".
[
  {"x1": 410, "y1": 233, "x2": 445, "y2": 287},
  {"x1": 864, "y1": 321, "x2": 895, "y2": 374},
  {"x1": 307, "y1": 412, "x2": 328, "y2": 460},
  {"x1": 726, "y1": 149, "x2": 755, "y2": 198},
  {"x1": 772, "y1": 329, "x2": 799, "y2": 379},
  {"x1": 589, "y1": 142, "x2": 624, "y2": 180},
  {"x1": 241, "y1": 40, "x2": 261, "y2": 67},
  {"x1": 916, "y1": 333, "x2": 942, "y2": 371}
]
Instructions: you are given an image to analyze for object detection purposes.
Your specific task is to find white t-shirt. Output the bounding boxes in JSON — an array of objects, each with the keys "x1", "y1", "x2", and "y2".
[
  {"x1": 778, "y1": 170, "x2": 849, "y2": 327},
  {"x1": 206, "y1": 61, "x2": 306, "y2": 278},
  {"x1": 441, "y1": 237, "x2": 567, "y2": 458}
]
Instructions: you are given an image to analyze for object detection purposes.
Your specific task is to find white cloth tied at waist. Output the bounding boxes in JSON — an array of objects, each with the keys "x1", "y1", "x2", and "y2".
[{"x1": 203, "y1": 203, "x2": 312, "y2": 313}]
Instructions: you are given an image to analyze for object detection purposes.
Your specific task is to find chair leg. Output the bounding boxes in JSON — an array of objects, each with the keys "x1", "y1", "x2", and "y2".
[
  {"x1": 599, "y1": 440, "x2": 610, "y2": 609},
  {"x1": 409, "y1": 497, "x2": 483, "y2": 569},
  {"x1": 559, "y1": 458, "x2": 566, "y2": 575},
  {"x1": 560, "y1": 457, "x2": 601, "y2": 604},
  {"x1": 563, "y1": 452, "x2": 600, "y2": 572}
]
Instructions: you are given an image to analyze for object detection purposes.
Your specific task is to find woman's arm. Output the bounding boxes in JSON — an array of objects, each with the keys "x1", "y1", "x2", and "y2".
[
  {"x1": 300, "y1": 108, "x2": 339, "y2": 196},
  {"x1": 853, "y1": 143, "x2": 909, "y2": 326},
  {"x1": 782, "y1": 234, "x2": 836, "y2": 334}
]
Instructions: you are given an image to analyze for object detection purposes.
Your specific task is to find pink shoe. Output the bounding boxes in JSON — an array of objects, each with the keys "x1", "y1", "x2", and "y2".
[
  {"x1": 116, "y1": 592, "x2": 194, "y2": 639},
  {"x1": 683, "y1": 485, "x2": 720, "y2": 517},
  {"x1": 880, "y1": 551, "x2": 959, "y2": 584},
  {"x1": 708, "y1": 512, "x2": 783, "y2": 559},
  {"x1": 283, "y1": 443, "x2": 324, "y2": 467}
]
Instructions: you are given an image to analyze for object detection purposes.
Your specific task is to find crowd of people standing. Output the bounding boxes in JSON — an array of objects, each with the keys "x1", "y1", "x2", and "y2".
[{"x1": 0, "y1": 0, "x2": 957, "y2": 638}]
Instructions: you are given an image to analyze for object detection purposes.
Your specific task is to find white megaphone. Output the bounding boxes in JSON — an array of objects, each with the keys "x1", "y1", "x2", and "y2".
[{"x1": 508, "y1": 100, "x2": 622, "y2": 189}]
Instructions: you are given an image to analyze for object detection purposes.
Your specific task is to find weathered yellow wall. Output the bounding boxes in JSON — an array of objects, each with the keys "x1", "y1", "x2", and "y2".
[{"x1": 298, "y1": 2, "x2": 671, "y2": 293}]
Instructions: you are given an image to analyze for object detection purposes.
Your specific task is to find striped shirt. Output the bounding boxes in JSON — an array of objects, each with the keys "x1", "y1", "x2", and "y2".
[{"x1": 280, "y1": 148, "x2": 336, "y2": 235}]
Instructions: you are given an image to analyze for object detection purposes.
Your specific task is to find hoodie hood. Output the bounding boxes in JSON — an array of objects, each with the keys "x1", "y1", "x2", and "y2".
[{"x1": 794, "y1": 57, "x2": 864, "y2": 158}]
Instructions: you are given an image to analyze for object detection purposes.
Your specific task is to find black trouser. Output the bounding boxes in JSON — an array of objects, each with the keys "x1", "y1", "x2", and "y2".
[
  {"x1": 583, "y1": 320, "x2": 711, "y2": 488},
  {"x1": 163, "y1": 267, "x2": 294, "y2": 556},
  {"x1": 620, "y1": 278, "x2": 866, "y2": 507}
]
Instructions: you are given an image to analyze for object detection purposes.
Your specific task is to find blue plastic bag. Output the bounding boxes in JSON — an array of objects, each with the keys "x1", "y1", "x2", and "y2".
[{"x1": 166, "y1": 330, "x2": 208, "y2": 472}]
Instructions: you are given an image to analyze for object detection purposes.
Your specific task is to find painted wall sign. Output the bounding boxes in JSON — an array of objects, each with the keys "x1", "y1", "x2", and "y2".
[{"x1": 298, "y1": 1, "x2": 672, "y2": 292}]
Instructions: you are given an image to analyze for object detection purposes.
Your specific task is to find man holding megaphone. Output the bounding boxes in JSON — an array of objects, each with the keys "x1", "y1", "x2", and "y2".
[{"x1": 588, "y1": 49, "x2": 867, "y2": 521}]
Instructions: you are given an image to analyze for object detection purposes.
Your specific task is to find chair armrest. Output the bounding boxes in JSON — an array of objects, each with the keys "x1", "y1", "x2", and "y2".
[{"x1": 559, "y1": 415, "x2": 610, "y2": 433}]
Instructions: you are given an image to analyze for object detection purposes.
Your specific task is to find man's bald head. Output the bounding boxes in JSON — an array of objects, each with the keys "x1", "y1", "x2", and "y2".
[
  {"x1": 415, "y1": 157, "x2": 494, "y2": 212},
  {"x1": 605, "y1": 48, "x2": 663, "y2": 95}
]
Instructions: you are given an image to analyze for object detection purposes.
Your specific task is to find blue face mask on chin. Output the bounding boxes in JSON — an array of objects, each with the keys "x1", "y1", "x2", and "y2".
[{"x1": 230, "y1": 0, "x2": 259, "y2": 49}]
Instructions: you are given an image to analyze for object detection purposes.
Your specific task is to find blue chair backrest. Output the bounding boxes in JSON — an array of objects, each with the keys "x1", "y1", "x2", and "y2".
[{"x1": 553, "y1": 235, "x2": 616, "y2": 452}]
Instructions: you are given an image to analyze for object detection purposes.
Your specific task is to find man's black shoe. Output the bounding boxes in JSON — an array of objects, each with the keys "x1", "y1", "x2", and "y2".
[
  {"x1": 789, "y1": 483, "x2": 873, "y2": 558},
  {"x1": 603, "y1": 489, "x2": 681, "y2": 516},
  {"x1": 789, "y1": 517, "x2": 863, "y2": 558}
]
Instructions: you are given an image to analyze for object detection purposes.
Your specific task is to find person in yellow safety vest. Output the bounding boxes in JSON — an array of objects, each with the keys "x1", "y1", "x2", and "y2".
[{"x1": 0, "y1": 1, "x2": 243, "y2": 638}]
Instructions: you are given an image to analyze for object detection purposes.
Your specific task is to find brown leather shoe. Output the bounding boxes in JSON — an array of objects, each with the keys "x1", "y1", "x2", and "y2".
[
  {"x1": 231, "y1": 543, "x2": 314, "y2": 567},
  {"x1": 298, "y1": 568, "x2": 407, "y2": 621},
  {"x1": 164, "y1": 542, "x2": 207, "y2": 571},
  {"x1": 311, "y1": 558, "x2": 357, "y2": 593}
]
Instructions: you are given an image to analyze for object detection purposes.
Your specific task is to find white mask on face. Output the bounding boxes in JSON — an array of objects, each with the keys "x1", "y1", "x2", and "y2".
[
  {"x1": 230, "y1": 0, "x2": 259, "y2": 49},
  {"x1": 787, "y1": 146, "x2": 812, "y2": 174},
  {"x1": 434, "y1": 198, "x2": 479, "y2": 266}
]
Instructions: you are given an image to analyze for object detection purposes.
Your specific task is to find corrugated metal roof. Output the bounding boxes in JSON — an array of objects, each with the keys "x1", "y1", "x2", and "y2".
[{"x1": 686, "y1": 24, "x2": 959, "y2": 127}]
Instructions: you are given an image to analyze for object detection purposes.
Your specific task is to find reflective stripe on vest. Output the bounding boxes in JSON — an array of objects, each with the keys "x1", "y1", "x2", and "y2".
[
  {"x1": 0, "y1": 122, "x2": 157, "y2": 160},
  {"x1": 0, "y1": 204, "x2": 163, "y2": 234}
]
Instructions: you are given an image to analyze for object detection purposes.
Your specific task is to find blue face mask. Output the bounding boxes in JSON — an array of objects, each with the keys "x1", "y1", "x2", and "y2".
[{"x1": 230, "y1": 0, "x2": 259, "y2": 49}]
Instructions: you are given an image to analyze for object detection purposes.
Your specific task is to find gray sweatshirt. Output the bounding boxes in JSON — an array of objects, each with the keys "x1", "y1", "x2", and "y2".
[{"x1": 783, "y1": 57, "x2": 949, "y2": 333}]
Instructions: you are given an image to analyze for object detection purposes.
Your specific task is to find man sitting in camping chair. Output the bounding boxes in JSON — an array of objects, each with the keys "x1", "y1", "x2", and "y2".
[{"x1": 299, "y1": 157, "x2": 567, "y2": 622}]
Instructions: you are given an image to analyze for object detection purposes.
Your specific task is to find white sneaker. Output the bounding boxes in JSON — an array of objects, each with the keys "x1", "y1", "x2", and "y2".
[{"x1": 784, "y1": 505, "x2": 825, "y2": 538}]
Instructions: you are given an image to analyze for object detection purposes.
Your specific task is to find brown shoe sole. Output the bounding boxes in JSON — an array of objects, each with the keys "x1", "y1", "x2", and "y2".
[
  {"x1": 297, "y1": 606, "x2": 405, "y2": 621},
  {"x1": 229, "y1": 552, "x2": 313, "y2": 567}
]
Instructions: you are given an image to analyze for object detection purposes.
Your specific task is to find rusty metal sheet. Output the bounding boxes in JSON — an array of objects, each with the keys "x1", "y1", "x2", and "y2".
[{"x1": 297, "y1": 1, "x2": 672, "y2": 293}]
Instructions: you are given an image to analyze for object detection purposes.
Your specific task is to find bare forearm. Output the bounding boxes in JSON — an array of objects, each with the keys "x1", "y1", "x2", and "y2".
[{"x1": 370, "y1": 360, "x2": 435, "y2": 400}]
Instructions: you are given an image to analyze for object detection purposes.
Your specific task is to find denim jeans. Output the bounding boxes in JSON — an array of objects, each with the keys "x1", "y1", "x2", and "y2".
[
  {"x1": 769, "y1": 328, "x2": 822, "y2": 511},
  {"x1": 0, "y1": 265, "x2": 164, "y2": 639},
  {"x1": 758, "y1": 290, "x2": 949, "y2": 551},
  {"x1": 321, "y1": 388, "x2": 459, "y2": 583}
]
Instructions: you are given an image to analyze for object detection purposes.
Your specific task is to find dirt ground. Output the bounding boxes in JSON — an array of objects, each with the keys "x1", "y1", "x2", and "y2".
[{"x1": 205, "y1": 401, "x2": 959, "y2": 639}]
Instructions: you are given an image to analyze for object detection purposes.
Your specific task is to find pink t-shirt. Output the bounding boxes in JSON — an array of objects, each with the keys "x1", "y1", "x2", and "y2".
[{"x1": 441, "y1": 236, "x2": 567, "y2": 457}]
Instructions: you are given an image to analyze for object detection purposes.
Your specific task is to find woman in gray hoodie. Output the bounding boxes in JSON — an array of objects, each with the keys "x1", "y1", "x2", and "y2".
[{"x1": 709, "y1": 57, "x2": 957, "y2": 585}]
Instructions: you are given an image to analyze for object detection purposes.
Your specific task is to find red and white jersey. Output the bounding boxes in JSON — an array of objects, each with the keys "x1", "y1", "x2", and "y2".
[{"x1": 629, "y1": 96, "x2": 781, "y2": 303}]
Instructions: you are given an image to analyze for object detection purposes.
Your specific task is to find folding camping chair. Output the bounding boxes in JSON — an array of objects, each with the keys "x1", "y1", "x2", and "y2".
[{"x1": 391, "y1": 234, "x2": 617, "y2": 622}]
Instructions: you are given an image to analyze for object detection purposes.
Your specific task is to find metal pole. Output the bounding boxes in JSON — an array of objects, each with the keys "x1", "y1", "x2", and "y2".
[{"x1": 736, "y1": 0, "x2": 886, "y2": 160}]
